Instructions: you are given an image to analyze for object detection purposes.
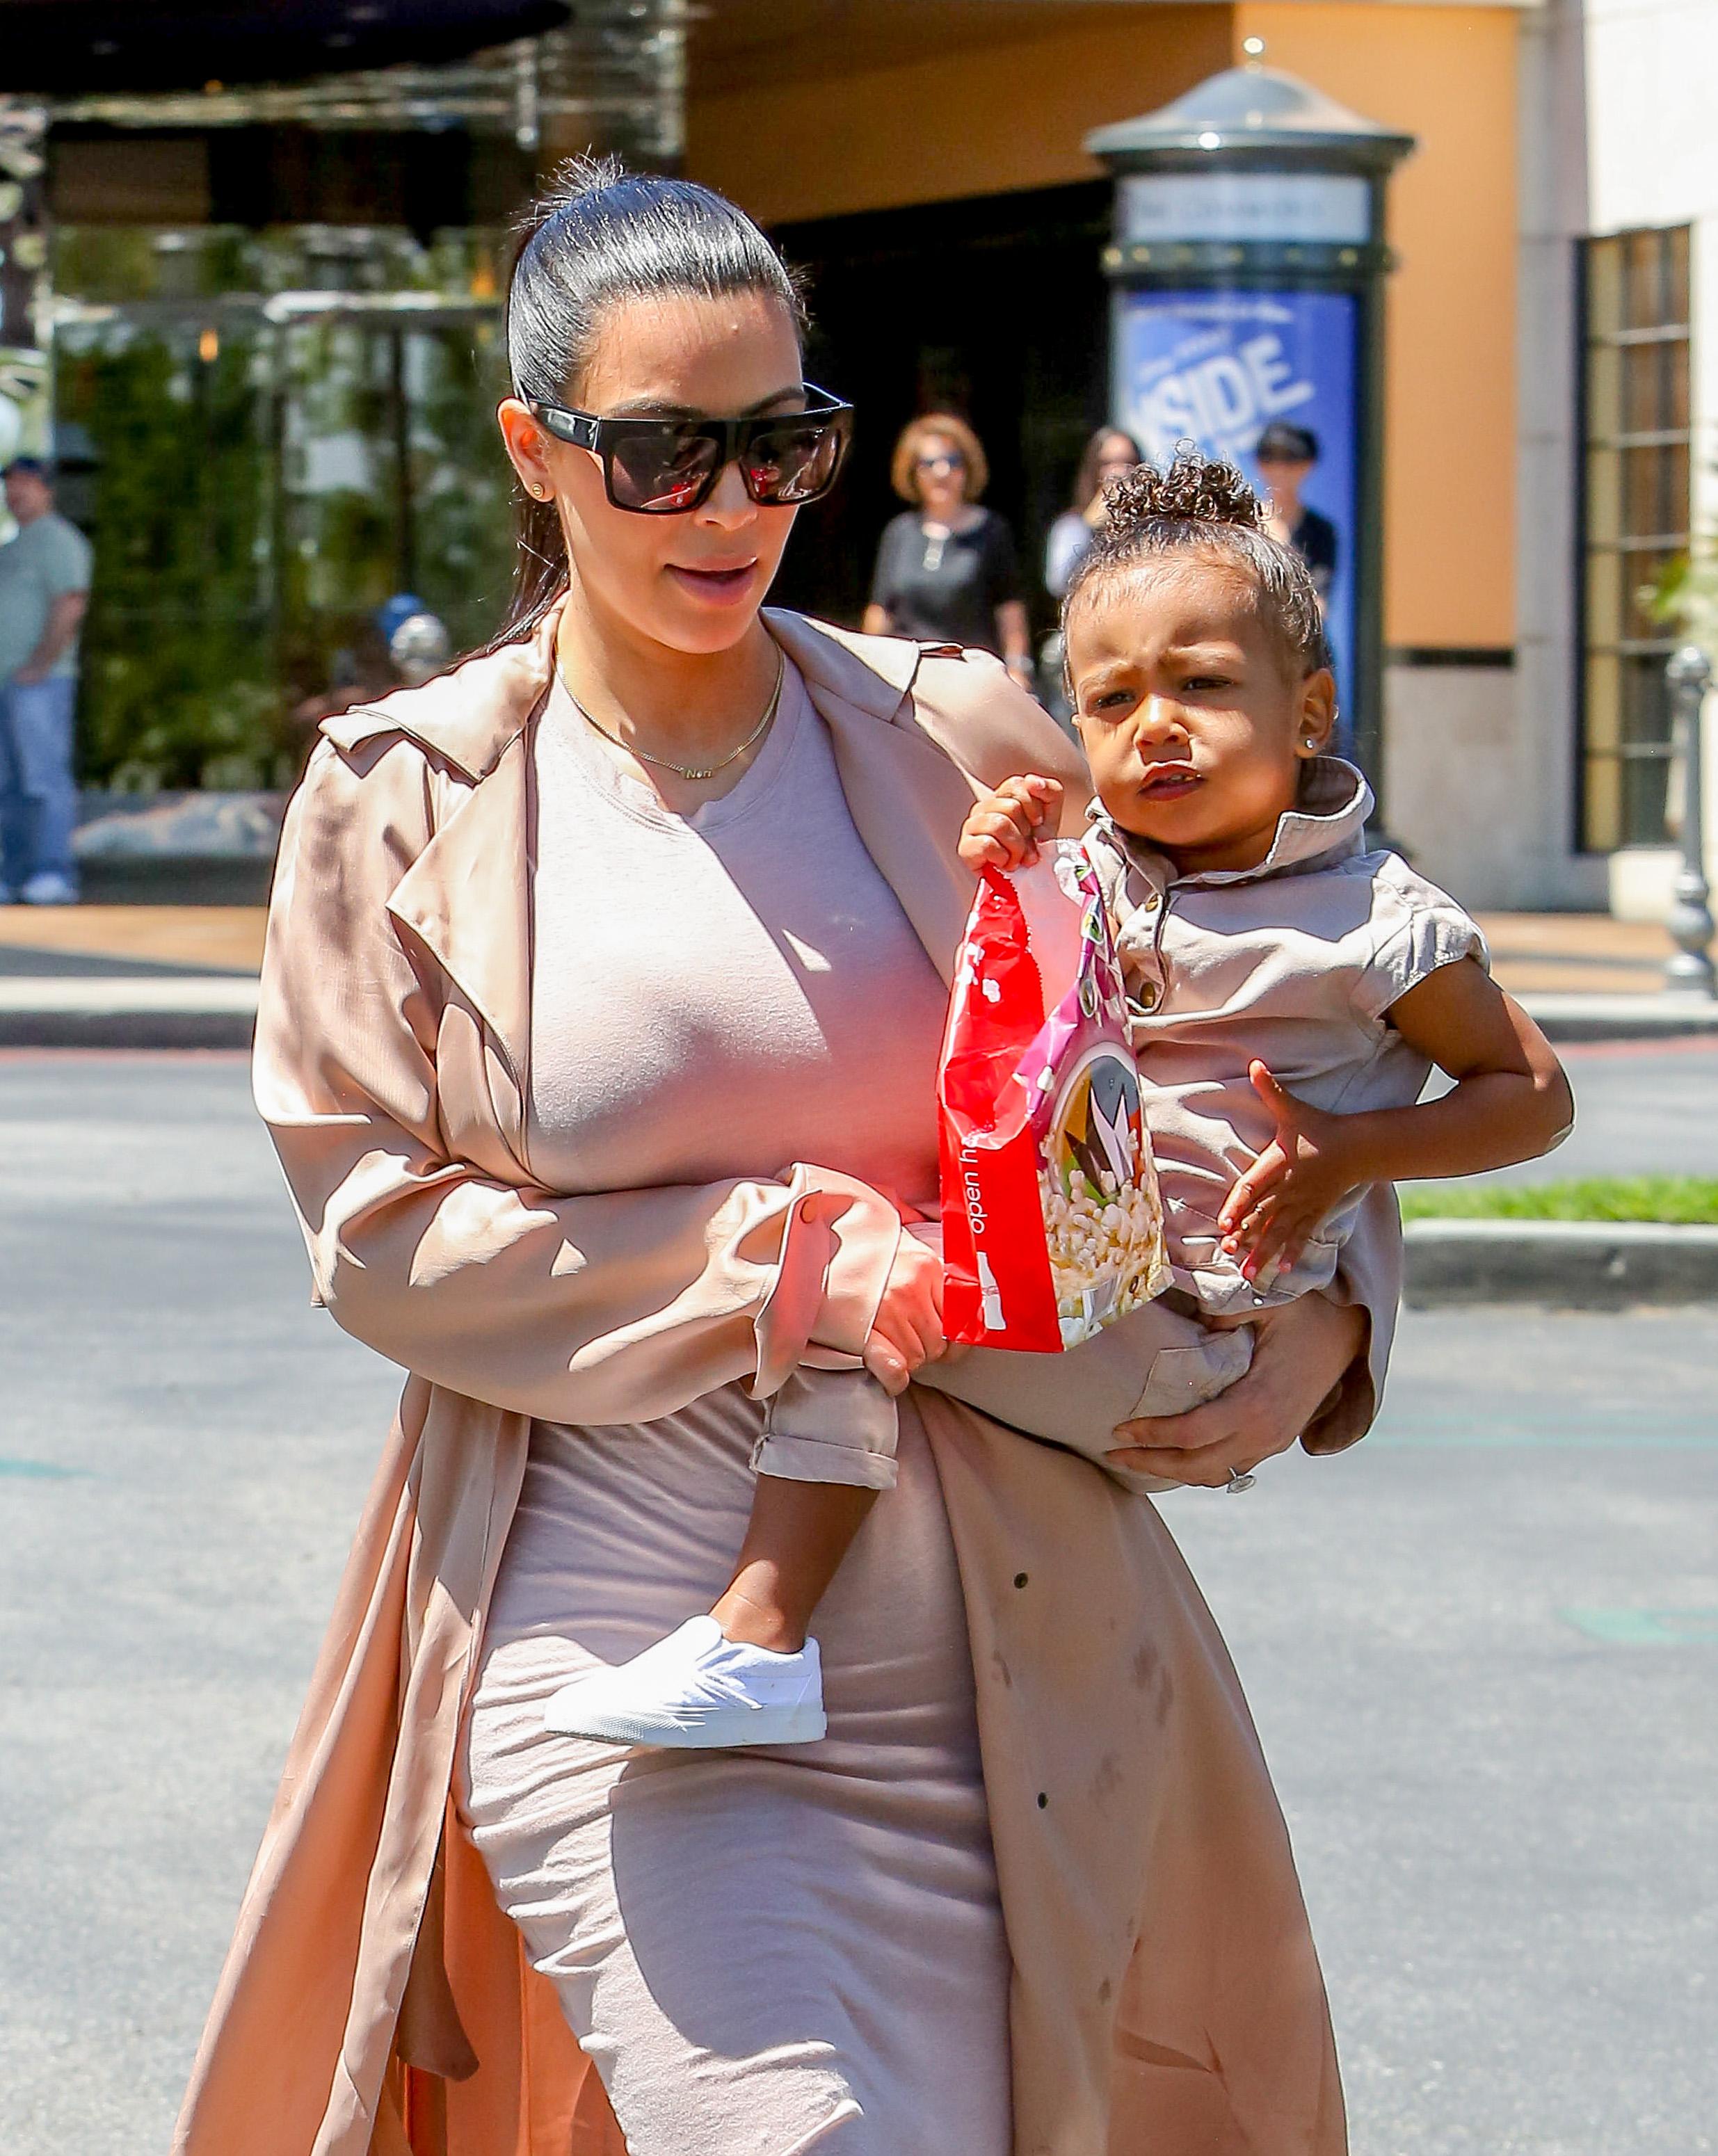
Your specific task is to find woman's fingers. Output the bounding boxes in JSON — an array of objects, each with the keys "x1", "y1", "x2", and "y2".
[
  {"x1": 1105, "y1": 1436, "x2": 1259, "y2": 1488},
  {"x1": 1112, "y1": 1292, "x2": 1365, "y2": 1460},
  {"x1": 1112, "y1": 1387, "x2": 1290, "y2": 1457}
]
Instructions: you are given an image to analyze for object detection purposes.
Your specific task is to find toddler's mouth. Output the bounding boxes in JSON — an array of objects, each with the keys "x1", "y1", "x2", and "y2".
[{"x1": 1137, "y1": 763, "x2": 1202, "y2": 802}]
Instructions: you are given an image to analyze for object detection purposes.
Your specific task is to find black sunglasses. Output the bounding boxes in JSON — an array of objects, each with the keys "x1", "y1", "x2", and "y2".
[{"x1": 527, "y1": 385, "x2": 854, "y2": 514}]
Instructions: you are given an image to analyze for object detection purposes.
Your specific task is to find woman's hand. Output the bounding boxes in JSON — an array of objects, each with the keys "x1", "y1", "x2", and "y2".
[
  {"x1": 958, "y1": 774, "x2": 1064, "y2": 874},
  {"x1": 1107, "y1": 1292, "x2": 1365, "y2": 1486},
  {"x1": 862, "y1": 1227, "x2": 947, "y2": 1395}
]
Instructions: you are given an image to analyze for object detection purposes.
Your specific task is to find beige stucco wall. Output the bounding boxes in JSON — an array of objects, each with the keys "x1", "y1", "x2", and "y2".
[
  {"x1": 688, "y1": 1, "x2": 1521, "y2": 659},
  {"x1": 687, "y1": 8, "x2": 1233, "y2": 226}
]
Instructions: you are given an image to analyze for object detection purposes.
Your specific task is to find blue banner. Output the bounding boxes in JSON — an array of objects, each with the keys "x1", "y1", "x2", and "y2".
[{"x1": 1116, "y1": 287, "x2": 1360, "y2": 743}]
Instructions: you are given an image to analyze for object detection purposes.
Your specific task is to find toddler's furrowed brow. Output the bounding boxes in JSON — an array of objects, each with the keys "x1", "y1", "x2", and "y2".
[{"x1": 1159, "y1": 641, "x2": 1247, "y2": 668}]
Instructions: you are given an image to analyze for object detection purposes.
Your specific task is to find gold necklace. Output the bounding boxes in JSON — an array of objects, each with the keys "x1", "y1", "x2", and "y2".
[{"x1": 556, "y1": 658, "x2": 784, "y2": 782}]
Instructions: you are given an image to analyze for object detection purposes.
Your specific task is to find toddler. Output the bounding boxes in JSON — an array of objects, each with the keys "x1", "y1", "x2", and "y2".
[
  {"x1": 544, "y1": 447, "x2": 1572, "y2": 1753},
  {"x1": 949, "y1": 448, "x2": 1571, "y2": 1460}
]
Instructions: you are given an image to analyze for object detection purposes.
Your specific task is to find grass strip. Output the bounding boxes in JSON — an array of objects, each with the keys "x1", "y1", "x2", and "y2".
[{"x1": 1399, "y1": 1177, "x2": 1718, "y2": 1225}]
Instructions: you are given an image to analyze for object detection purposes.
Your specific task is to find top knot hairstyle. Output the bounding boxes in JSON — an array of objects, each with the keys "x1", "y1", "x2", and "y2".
[
  {"x1": 1064, "y1": 442, "x2": 1329, "y2": 677},
  {"x1": 500, "y1": 156, "x2": 808, "y2": 638}
]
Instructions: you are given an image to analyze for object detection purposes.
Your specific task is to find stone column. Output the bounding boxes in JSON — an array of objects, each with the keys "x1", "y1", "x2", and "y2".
[{"x1": 0, "y1": 102, "x2": 50, "y2": 466}]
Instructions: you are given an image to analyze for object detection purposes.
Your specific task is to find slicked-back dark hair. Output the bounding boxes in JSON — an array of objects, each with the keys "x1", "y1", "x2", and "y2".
[
  {"x1": 1064, "y1": 442, "x2": 1329, "y2": 679},
  {"x1": 499, "y1": 155, "x2": 806, "y2": 640}
]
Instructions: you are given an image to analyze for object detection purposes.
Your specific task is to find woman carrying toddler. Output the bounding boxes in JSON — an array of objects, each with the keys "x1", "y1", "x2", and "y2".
[
  {"x1": 550, "y1": 446, "x2": 1573, "y2": 1751},
  {"x1": 182, "y1": 165, "x2": 1398, "y2": 2155}
]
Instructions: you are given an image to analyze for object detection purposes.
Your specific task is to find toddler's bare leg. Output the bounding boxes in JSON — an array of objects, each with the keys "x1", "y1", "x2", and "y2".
[{"x1": 712, "y1": 1477, "x2": 878, "y2": 1653}]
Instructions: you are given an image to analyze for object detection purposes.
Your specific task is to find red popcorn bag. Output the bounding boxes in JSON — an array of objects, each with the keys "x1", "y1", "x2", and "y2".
[{"x1": 939, "y1": 848, "x2": 1172, "y2": 1352}]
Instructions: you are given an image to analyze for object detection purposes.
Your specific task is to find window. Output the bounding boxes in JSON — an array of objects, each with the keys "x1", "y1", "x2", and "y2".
[{"x1": 1580, "y1": 225, "x2": 1692, "y2": 852}]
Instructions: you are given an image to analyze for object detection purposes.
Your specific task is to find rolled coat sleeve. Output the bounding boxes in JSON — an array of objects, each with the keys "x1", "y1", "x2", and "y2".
[{"x1": 252, "y1": 736, "x2": 901, "y2": 1431}]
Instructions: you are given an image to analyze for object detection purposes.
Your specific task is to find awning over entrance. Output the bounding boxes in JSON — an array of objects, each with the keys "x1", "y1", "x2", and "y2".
[
  {"x1": 3, "y1": 1, "x2": 689, "y2": 161},
  {"x1": 0, "y1": 2, "x2": 701, "y2": 789}
]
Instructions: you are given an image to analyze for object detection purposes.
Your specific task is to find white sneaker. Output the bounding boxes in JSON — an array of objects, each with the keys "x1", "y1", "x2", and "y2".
[
  {"x1": 21, "y1": 871, "x2": 77, "y2": 906},
  {"x1": 543, "y1": 1616, "x2": 826, "y2": 1748}
]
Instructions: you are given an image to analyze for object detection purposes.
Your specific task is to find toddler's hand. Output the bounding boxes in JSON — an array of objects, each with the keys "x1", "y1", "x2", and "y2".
[
  {"x1": 1217, "y1": 1063, "x2": 1363, "y2": 1287},
  {"x1": 958, "y1": 775, "x2": 1063, "y2": 874},
  {"x1": 861, "y1": 1230, "x2": 946, "y2": 1396}
]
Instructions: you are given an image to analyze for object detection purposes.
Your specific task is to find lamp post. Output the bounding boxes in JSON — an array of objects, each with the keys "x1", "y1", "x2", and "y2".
[
  {"x1": 1085, "y1": 62, "x2": 1413, "y2": 806},
  {"x1": 1664, "y1": 645, "x2": 1715, "y2": 997}
]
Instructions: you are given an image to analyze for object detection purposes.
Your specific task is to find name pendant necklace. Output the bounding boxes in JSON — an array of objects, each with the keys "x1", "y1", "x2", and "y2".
[{"x1": 556, "y1": 656, "x2": 785, "y2": 782}]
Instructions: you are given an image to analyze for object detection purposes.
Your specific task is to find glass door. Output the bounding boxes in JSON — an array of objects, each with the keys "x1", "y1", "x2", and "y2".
[{"x1": 54, "y1": 228, "x2": 513, "y2": 790}]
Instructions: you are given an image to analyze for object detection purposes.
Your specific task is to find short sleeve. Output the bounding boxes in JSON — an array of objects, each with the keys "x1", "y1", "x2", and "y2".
[
  {"x1": 869, "y1": 516, "x2": 908, "y2": 611},
  {"x1": 1044, "y1": 514, "x2": 1089, "y2": 600},
  {"x1": 1354, "y1": 869, "x2": 1489, "y2": 1024},
  {"x1": 982, "y1": 514, "x2": 1022, "y2": 608},
  {"x1": 45, "y1": 521, "x2": 93, "y2": 597}
]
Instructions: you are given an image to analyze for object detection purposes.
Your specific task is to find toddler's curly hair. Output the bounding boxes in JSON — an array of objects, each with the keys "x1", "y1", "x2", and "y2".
[{"x1": 1064, "y1": 442, "x2": 1328, "y2": 676}]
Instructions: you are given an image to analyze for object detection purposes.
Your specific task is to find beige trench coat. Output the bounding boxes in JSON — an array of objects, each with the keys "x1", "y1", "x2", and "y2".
[{"x1": 175, "y1": 606, "x2": 1389, "y2": 2156}]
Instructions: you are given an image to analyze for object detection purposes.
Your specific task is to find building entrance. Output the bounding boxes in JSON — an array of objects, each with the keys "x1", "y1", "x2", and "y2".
[{"x1": 769, "y1": 182, "x2": 1112, "y2": 638}]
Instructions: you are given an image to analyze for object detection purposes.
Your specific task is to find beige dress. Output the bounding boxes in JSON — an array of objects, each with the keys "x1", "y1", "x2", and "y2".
[{"x1": 459, "y1": 668, "x2": 1012, "y2": 2155}]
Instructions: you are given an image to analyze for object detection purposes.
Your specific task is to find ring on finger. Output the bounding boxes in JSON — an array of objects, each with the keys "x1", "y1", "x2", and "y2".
[{"x1": 1223, "y1": 1465, "x2": 1257, "y2": 1493}]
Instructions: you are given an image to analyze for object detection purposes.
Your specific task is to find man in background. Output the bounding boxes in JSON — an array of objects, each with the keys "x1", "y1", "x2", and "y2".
[
  {"x1": 1254, "y1": 421, "x2": 1338, "y2": 608},
  {"x1": 0, "y1": 456, "x2": 93, "y2": 904}
]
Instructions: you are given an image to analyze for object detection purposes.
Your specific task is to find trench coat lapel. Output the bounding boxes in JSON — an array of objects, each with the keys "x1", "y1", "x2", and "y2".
[
  {"x1": 387, "y1": 733, "x2": 535, "y2": 1106},
  {"x1": 321, "y1": 620, "x2": 552, "y2": 1132},
  {"x1": 764, "y1": 609, "x2": 980, "y2": 988}
]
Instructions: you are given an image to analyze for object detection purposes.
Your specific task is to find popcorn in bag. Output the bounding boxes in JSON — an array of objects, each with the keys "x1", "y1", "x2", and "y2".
[{"x1": 939, "y1": 848, "x2": 1172, "y2": 1351}]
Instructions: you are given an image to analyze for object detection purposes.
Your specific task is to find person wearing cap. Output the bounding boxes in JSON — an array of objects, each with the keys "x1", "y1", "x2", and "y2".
[
  {"x1": 1255, "y1": 420, "x2": 1338, "y2": 606},
  {"x1": 0, "y1": 458, "x2": 93, "y2": 904}
]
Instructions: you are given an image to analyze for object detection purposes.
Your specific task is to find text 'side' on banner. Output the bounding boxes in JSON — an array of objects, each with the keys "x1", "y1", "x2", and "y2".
[{"x1": 1118, "y1": 289, "x2": 1360, "y2": 745}]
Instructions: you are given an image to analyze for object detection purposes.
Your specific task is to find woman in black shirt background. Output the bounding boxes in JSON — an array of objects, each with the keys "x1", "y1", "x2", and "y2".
[{"x1": 863, "y1": 413, "x2": 1034, "y2": 690}]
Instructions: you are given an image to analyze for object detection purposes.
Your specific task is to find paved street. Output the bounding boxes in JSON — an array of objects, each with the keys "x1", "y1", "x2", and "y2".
[
  {"x1": 1427, "y1": 1037, "x2": 1718, "y2": 1188},
  {"x1": 2, "y1": 1052, "x2": 1714, "y2": 2155}
]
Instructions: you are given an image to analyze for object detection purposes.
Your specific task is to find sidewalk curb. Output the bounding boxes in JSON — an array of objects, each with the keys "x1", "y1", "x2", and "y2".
[
  {"x1": 3, "y1": 983, "x2": 1713, "y2": 1306},
  {"x1": 0, "y1": 977, "x2": 257, "y2": 1051},
  {"x1": 0, "y1": 1009, "x2": 255, "y2": 1049},
  {"x1": 1519, "y1": 992, "x2": 1718, "y2": 1041},
  {"x1": 1404, "y1": 1218, "x2": 1718, "y2": 1308},
  {"x1": 14, "y1": 983, "x2": 1717, "y2": 1050}
]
